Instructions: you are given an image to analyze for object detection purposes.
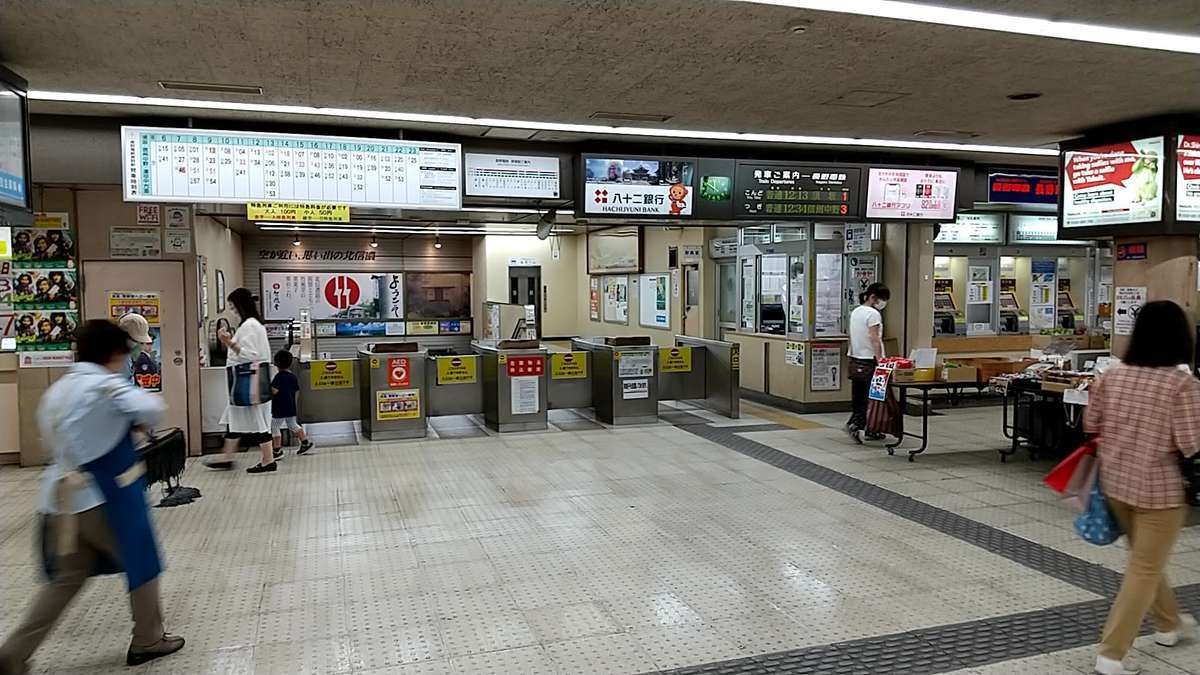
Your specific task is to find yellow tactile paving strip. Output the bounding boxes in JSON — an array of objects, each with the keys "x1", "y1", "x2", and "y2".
[{"x1": 740, "y1": 401, "x2": 827, "y2": 430}]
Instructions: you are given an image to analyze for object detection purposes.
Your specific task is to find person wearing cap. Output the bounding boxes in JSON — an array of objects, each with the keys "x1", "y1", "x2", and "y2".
[{"x1": 117, "y1": 313, "x2": 153, "y2": 384}]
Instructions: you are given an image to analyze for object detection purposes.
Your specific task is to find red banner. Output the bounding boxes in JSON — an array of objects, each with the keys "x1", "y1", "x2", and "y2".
[{"x1": 1066, "y1": 142, "x2": 1139, "y2": 190}]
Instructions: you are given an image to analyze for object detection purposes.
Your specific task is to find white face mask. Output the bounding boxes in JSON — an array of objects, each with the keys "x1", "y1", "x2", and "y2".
[{"x1": 875, "y1": 300, "x2": 888, "y2": 310}]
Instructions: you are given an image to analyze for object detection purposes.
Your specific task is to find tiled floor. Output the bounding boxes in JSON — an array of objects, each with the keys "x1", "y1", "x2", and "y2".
[{"x1": 0, "y1": 400, "x2": 1197, "y2": 673}]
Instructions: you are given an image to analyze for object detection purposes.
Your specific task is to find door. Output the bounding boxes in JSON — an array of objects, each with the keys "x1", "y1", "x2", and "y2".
[
  {"x1": 716, "y1": 262, "x2": 737, "y2": 340},
  {"x1": 82, "y1": 261, "x2": 189, "y2": 436},
  {"x1": 508, "y1": 266, "x2": 541, "y2": 339}
]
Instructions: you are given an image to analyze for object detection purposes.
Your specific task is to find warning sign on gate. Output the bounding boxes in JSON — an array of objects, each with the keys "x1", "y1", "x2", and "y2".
[
  {"x1": 388, "y1": 357, "x2": 411, "y2": 388},
  {"x1": 436, "y1": 356, "x2": 477, "y2": 384},
  {"x1": 311, "y1": 359, "x2": 354, "y2": 390},
  {"x1": 551, "y1": 352, "x2": 587, "y2": 379},
  {"x1": 658, "y1": 346, "x2": 692, "y2": 373}
]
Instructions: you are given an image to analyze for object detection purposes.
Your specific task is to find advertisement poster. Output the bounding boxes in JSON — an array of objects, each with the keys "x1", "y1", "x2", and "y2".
[
  {"x1": 868, "y1": 365, "x2": 893, "y2": 402},
  {"x1": 15, "y1": 311, "x2": 77, "y2": 351},
  {"x1": 334, "y1": 321, "x2": 386, "y2": 337},
  {"x1": 388, "y1": 357, "x2": 411, "y2": 388},
  {"x1": 785, "y1": 341, "x2": 805, "y2": 367},
  {"x1": 407, "y1": 320, "x2": 438, "y2": 335},
  {"x1": 865, "y1": 168, "x2": 958, "y2": 220},
  {"x1": 616, "y1": 351, "x2": 654, "y2": 378},
  {"x1": 1063, "y1": 137, "x2": 1164, "y2": 228},
  {"x1": 550, "y1": 352, "x2": 588, "y2": 379},
  {"x1": 1178, "y1": 135, "x2": 1200, "y2": 221},
  {"x1": 261, "y1": 271, "x2": 389, "y2": 320},
  {"x1": 583, "y1": 156, "x2": 694, "y2": 217},
  {"x1": 12, "y1": 269, "x2": 77, "y2": 310},
  {"x1": 603, "y1": 276, "x2": 629, "y2": 324},
  {"x1": 12, "y1": 224, "x2": 76, "y2": 268},
  {"x1": 1114, "y1": 286, "x2": 1146, "y2": 336},
  {"x1": 809, "y1": 343, "x2": 841, "y2": 392},
  {"x1": 132, "y1": 327, "x2": 162, "y2": 392},
  {"x1": 110, "y1": 226, "x2": 162, "y2": 259},
  {"x1": 589, "y1": 276, "x2": 601, "y2": 321},
  {"x1": 310, "y1": 360, "x2": 354, "y2": 390},
  {"x1": 107, "y1": 291, "x2": 160, "y2": 324},
  {"x1": 622, "y1": 379, "x2": 649, "y2": 400},
  {"x1": 639, "y1": 274, "x2": 670, "y2": 328},
  {"x1": 376, "y1": 389, "x2": 420, "y2": 420},
  {"x1": 846, "y1": 256, "x2": 878, "y2": 312},
  {"x1": 510, "y1": 376, "x2": 540, "y2": 415},
  {"x1": 658, "y1": 346, "x2": 692, "y2": 373},
  {"x1": 436, "y1": 356, "x2": 477, "y2": 385}
]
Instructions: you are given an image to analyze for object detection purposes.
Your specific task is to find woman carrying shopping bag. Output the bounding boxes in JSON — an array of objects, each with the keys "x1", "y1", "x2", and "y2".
[
  {"x1": 203, "y1": 288, "x2": 277, "y2": 474},
  {"x1": 1086, "y1": 300, "x2": 1200, "y2": 675}
]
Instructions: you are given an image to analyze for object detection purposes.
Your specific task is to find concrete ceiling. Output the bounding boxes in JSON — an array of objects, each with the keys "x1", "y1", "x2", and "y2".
[{"x1": 1, "y1": 0, "x2": 1197, "y2": 150}]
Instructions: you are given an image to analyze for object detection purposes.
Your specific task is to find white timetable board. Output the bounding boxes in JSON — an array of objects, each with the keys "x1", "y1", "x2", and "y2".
[
  {"x1": 121, "y1": 126, "x2": 462, "y2": 209},
  {"x1": 464, "y1": 153, "x2": 559, "y2": 198}
]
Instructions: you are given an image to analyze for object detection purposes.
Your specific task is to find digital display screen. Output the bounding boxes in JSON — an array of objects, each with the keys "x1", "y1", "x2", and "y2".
[
  {"x1": 583, "y1": 155, "x2": 695, "y2": 217},
  {"x1": 735, "y1": 163, "x2": 861, "y2": 219},
  {"x1": 987, "y1": 173, "x2": 1058, "y2": 205},
  {"x1": 0, "y1": 83, "x2": 27, "y2": 209}
]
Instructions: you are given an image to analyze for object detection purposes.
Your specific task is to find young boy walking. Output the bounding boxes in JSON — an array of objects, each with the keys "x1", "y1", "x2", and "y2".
[{"x1": 271, "y1": 350, "x2": 313, "y2": 459}]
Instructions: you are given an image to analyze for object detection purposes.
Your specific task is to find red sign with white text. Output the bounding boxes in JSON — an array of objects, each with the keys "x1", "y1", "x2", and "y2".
[
  {"x1": 388, "y1": 357, "x2": 410, "y2": 388},
  {"x1": 1062, "y1": 136, "x2": 1163, "y2": 228},
  {"x1": 1178, "y1": 135, "x2": 1200, "y2": 222}
]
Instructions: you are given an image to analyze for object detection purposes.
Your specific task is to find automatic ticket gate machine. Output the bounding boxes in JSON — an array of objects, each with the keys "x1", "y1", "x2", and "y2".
[
  {"x1": 473, "y1": 339, "x2": 549, "y2": 432},
  {"x1": 357, "y1": 342, "x2": 428, "y2": 440},
  {"x1": 571, "y1": 337, "x2": 659, "y2": 425}
]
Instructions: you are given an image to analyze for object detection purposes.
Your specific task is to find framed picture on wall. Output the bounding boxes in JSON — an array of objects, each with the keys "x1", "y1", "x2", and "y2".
[
  {"x1": 602, "y1": 275, "x2": 629, "y2": 324},
  {"x1": 215, "y1": 270, "x2": 225, "y2": 312},
  {"x1": 638, "y1": 273, "x2": 670, "y2": 329},
  {"x1": 587, "y1": 226, "x2": 642, "y2": 275}
]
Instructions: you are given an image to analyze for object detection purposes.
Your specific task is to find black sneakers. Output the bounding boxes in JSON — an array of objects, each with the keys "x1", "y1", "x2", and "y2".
[
  {"x1": 246, "y1": 462, "x2": 277, "y2": 474},
  {"x1": 297, "y1": 440, "x2": 314, "y2": 455},
  {"x1": 273, "y1": 448, "x2": 284, "y2": 461}
]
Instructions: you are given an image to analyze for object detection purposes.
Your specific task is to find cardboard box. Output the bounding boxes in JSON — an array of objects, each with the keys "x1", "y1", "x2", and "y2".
[{"x1": 941, "y1": 365, "x2": 979, "y2": 383}]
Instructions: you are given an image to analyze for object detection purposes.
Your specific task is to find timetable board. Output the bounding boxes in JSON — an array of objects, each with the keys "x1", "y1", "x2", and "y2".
[{"x1": 121, "y1": 126, "x2": 462, "y2": 209}]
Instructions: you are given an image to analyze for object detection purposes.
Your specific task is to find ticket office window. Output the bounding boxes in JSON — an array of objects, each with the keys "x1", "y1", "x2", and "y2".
[{"x1": 758, "y1": 254, "x2": 788, "y2": 335}]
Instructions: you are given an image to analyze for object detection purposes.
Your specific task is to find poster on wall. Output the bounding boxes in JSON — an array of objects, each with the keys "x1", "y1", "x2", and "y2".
[
  {"x1": 107, "y1": 291, "x2": 160, "y2": 323},
  {"x1": 261, "y1": 271, "x2": 396, "y2": 320},
  {"x1": 132, "y1": 327, "x2": 162, "y2": 392},
  {"x1": 1177, "y1": 135, "x2": 1200, "y2": 222},
  {"x1": 602, "y1": 275, "x2": 629, "y2": 324},
  {"x1": 1063, "y1": 137, "x2": 1164, "y2": 228},
  {"x1": 785, "y1": 341, "x2": 805, "y2": 367},
  {"x1": 11, "y1": 269, "x2": 77, "y2": 310},
  {"x1": 844, "y1": 223, "x2": 870, "y2": 253},
  {"x1": 12, "y1": 219, "x2": 76, "y2": 268},
  {"x1": 110, "y1": 226, "x2": 162, "y2": 259},
  {"x1": 865, "y1": 168, "x2": 958, "y2": 220},
  {"x1": 12, "y1": 213, "x2": 77, "y2": 367},
  {"x1": 163, "y1": 228, "x2": 191, "y2": 254},
  {"x1": 587, "y1": 226, "x2": 641, "y2": 274},
  {"x1": 510, "y1": 376, "x2": 540, "y2": 415},
  {"x1": 638, "y1": 274, "x2": 670, "y2": 329},
  {"x1": 1030, "y1": 260, "x2": 1057, "y2": 331},
  {"x1": 1114, "y1": 286, "x2": 1146, "y2": 336},
  {"x1": 583, "y1": 156, "x2": 695, "y2": 217},
  {"x1": 809, "y1": 342, "x2": 841, "y2": 392},
  {"x1": 588, "y1": 276, "x2": 601, "y2": 321}
]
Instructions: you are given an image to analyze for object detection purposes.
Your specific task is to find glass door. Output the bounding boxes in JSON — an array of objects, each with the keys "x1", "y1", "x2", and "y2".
[{"x1": 717, "y1": 262, "x2": 738, "y2": 333}]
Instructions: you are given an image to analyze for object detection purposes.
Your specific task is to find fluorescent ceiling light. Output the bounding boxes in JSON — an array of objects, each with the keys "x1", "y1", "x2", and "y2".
[
  {"x1": 460, "y1": 206, "x2": 575, "y2": 216},
  {"x1": 29, "y1": 90, "x2": 1056, "y2": 156},
  {"x1": 736, "y1": 0, "x2": 1200, "y2": 54}
]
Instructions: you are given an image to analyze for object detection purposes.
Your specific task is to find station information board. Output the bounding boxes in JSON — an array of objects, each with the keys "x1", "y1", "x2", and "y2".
[
  {"x1": 121, "y1": 126, "x2": 462, "y2": 209},
  {"x1": 465, "y1": 153, "x2": 559, "y2": 199},
  {"x1": 865, "y1": 167, "x2": 958, "y2": 221},
  {"x1": 734, "y1": 162, "x2": 861, "y2": 219}
]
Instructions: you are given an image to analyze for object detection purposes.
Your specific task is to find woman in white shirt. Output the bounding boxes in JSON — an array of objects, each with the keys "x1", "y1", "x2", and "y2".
[
  {"x1": 204, "y1": 288, "x2": 277, "y2": 474},
  {"x1": 846, "y1": 283, "x2": 889, "y2": 442}
]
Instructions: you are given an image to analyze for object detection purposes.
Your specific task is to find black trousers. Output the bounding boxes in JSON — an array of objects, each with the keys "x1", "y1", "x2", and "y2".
[{"x1": 847, "y1": 358, "x2": 876, "y2": 429}]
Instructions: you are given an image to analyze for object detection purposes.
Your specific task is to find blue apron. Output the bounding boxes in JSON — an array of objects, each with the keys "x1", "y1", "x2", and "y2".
[{"x1": 40, "y1": 430, "x2": 164, "y2": 591}]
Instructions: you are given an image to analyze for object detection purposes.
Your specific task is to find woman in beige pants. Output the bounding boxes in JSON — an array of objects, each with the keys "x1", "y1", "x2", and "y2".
[{"x1": 1084, "y1": 300, "x2": 1200, "y2": 675}]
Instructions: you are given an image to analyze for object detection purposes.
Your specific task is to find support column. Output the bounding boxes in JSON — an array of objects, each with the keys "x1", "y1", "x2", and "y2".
[
  {"x1": 883, "y1": 223, "x2": 935, "y2": 357},
  {"x1": 1111, "y1": 235, "x2": 1199, "y2": 357}
]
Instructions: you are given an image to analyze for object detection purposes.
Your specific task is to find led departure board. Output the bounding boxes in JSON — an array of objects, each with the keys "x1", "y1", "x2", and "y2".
[{"x1": 734, "y1": 162, "x2": 861, "y2": 219}]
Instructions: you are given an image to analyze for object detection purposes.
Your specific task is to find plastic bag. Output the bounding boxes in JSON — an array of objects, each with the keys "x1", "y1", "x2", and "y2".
[{"x1": 1074, "y1": 481, "x2": 1121, "y2": 546}]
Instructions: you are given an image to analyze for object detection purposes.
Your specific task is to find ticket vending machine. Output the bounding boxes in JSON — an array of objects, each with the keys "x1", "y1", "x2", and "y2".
[
  {"x1": 933, "y1": 280, "x2": 966, "y2": 336},
  {"x1": 999, "y1": 291, "x2": 1029, "y2": 334}
]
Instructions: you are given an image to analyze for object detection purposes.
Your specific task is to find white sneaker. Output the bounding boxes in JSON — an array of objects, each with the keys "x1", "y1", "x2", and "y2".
[
  {"x1": 1155, "y1": 612, "x2": 1198, "y2": 647},
  {"x1": 1094, "y1": 655, "x2": 1139, "y2": 675}
]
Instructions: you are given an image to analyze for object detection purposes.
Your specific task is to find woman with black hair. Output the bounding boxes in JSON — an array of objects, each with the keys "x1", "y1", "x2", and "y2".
[
  {"x1": 845, "y1": 282, "x2": 890, "y2": 443},
  {"x1": 204, "y1": 288, "x2": 277, "y2": 474},
  {"x1": 1087, "y1": 300, "x2": 1200, "y2": 675}
]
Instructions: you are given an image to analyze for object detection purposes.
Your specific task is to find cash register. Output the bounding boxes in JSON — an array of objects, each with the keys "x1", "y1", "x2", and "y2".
[
  {"x1": 934, "y1": 291, "x2": 966, "y2": 336},
  {"x1": 999, "y1": 292, "x2": 1029, "y2": 334}
]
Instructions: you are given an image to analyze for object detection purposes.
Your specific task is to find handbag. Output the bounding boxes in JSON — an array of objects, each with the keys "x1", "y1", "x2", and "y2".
[
  {"x1": 1044, "y1": 441, "x2": 1097, "y2": 493},
  {"x1": 1074, "y1": 481, "x2": 1121, "y2": 546},
  {"x1": 227, "y1": 362, "x2": 271, "y2": 406}
]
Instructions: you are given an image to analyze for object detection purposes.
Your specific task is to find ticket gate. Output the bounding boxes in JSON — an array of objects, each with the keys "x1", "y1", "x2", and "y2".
[{"x1": 358, "y1": 343, "x2": 428, "y2": 440}]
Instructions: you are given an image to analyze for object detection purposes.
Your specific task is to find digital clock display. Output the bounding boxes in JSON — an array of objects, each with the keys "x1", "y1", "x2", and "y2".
[{"x1": 734, "y1": 163, "x2": 861, "y2": 220}]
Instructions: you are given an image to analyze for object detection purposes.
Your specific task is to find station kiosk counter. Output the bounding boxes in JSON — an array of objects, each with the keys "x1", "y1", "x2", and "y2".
[{"x1": 472, "y1": 339, "x2": 549, "y2": 432}]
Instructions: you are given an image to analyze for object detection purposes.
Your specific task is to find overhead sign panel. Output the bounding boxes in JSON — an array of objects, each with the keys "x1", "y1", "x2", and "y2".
[
  {"x1": 1062, "y1": 137, "x2": 1163, "y2": 228},
  {"x1": 465, "y1": 153, "x2": 559, "y2": 199},
  {"x1": 935, "y1": 213, "x2": 1004, "y2": 244},
  {"x1": 121, "y1": 126, "x2": 462, "y2": 209},
  {"x1": 987, "y1": 173, "x2": 1059, "y2": 205},
  {"x1": 1007, "y1": 214, "x2": 1090, "y2": 245},
  {"x1": 865, "y1": 167, "x2": 958, "y2": 221},
  {"x1": 734, "y1": 162, "x2": 861, "y2": 219},
  {"x1": 583, "y1": 155, "x2": 695, "y2": 217}
]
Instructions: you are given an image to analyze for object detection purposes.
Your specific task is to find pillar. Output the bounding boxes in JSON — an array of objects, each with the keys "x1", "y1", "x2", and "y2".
[
  {"x1": 1110, "y1": 235, "x2": 1199, "y2": 358},
  {"x1": 883, "y1": 223, "x2": 936, "y2": 357}
]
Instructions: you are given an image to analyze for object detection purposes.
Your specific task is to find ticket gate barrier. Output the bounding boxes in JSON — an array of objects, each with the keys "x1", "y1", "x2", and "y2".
[
  {"x1": 473, "y1": 340, "x2": 549, "y2": 432},
  {"x1": 297, "y1": 358, "x2": 361, "y2": 423},
  {"x1": 571, "y1": 337, "x2": 659, "y2": 425},
  {"x1": 426, "y1": 352, "x2": 484, "y2": 417},
  {"x1": 672, "y1": 336, "x2": 740, "y2": 419},
  {"x1": 358, "y1": 343, "x2": 428, "y2": 440},
  {"x1": 546, "y1": 348, "x2": 593, "y2": 410}
]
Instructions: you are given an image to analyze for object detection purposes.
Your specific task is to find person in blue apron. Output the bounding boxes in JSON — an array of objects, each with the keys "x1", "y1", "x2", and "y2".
[{"x1": 0, "y1": 320, "x2": 185, "y2": 674}]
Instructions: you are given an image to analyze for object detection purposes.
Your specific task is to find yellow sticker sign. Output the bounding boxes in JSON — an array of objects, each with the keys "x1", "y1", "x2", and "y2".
[
  {"x1": 310, "y1": 359, "x2": 354, "y2": 390},
  {"x1": 551, "y1": 352, "x2": 588, "y2": 379},
  {"x1": 659, "y1": 346, "x2": 692, "y2": 373},
  {"x1": 376, "y1": 389, "x2": 420, "y2": 420},
  {"x1": 436, "y1": 356, "x2": 478, "y2": 384},
  {"x1": 498, "y1": 354, "x2": 508, "y2": 365},
  {"x1": 246, "y1": 202, "x2": 350, "y2": 223},
  {"x1": 731, "y1": 346, "x2": 740, "y2": 371},
  {"x1": 369, "y1": 357, "x2": 380, "y2": 369},
  {"x1": 407, "y1": 320, "x2": 439, "y2": 336}
]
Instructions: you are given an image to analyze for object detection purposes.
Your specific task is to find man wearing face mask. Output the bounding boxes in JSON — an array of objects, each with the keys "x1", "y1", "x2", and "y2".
[
  {"x1": 118, "y1": 313, "x2": 154, "y2": 385},
  {"x1": 846, "y1": 283, "x2": 890, "y2": 443}
]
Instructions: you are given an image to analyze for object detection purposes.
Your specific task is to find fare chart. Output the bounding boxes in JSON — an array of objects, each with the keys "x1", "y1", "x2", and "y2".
[{"x1": 122, "y1": 126, "x2": 462, "y2": 209}]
